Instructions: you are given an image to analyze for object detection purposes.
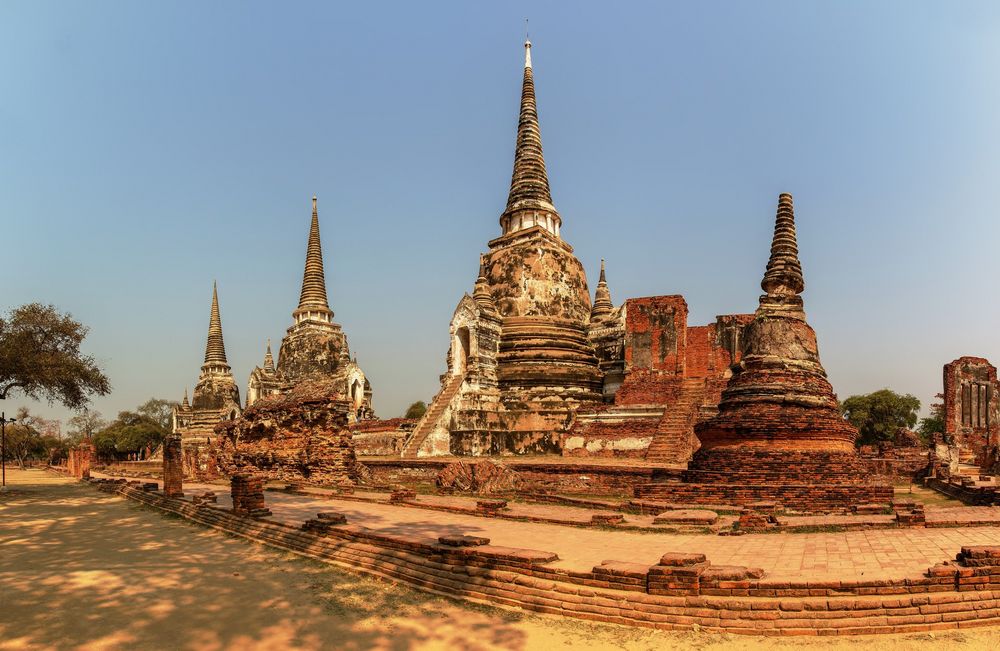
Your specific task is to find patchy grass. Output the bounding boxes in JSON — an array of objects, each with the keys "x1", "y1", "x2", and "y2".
[{"x1": 895, "y1": 485, "x2": 965, "y2": 508}]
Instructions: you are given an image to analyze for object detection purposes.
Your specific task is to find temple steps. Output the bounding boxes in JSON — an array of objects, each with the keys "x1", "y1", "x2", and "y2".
[
  {"x1": 644, "y1": 378, "x2": 707, "y2": 465},
  {"x1": 401, "y1": 373, "x2": 466, "y2": 458}
]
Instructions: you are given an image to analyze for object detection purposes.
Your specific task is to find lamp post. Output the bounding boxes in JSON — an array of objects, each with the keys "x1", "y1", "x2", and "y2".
[{"x1": 0, "y1": 412, "x2": 16, "y2": 488}]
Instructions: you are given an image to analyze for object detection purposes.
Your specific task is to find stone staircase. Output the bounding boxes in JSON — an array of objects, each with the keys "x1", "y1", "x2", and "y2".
[
  {"x1": 400, "y1": 373, "x2": 465, "y2": 458},
  {"x1": 644, "y1": 379, "x2": 707, "y2": 464}
]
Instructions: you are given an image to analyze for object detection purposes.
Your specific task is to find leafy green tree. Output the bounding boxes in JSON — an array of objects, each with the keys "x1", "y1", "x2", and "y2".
[
  {"x1": 66, "y1": 409, "x2": 107, "y2": 445},
  {"x1": 0, "y1": 304, "x2": 111, "y2": 409},
  {"x1": 404, "y1": 401, "x2": 427, "y2": 419},
  {"x1": 840, "y1": 389, "x2": 921, "y2": 446},
  {"x1": 917, "y1": 394, "x2": 945, "y2": 444},
  {"x1": 136, "y1": 398, "x2": 178, "y2": 432},
  {"x1": 93, "y1": 410, "x2": 168, "y2": 461},
  {"x1": 3, "y1": 407, "x2": 53, "y2": 468}
]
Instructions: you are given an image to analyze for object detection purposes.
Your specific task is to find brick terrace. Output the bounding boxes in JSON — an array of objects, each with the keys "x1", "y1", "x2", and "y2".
[{"x1": 106, "y1": 473, "x2": 1000, "y2": 583}]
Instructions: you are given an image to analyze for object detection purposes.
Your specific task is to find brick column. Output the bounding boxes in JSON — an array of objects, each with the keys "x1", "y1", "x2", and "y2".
[
  {"x1": 230, "y1": 474, "x2": 271, "y2": 517},
  {"x1": 162, "y1": 434, "x2": 184, "y2": 498}
]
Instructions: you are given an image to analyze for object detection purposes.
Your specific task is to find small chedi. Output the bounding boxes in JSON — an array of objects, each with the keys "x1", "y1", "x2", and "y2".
[
  {"x1": 399, "y1": 40, "x2": 750, "y2": 462},
  {"x1": 172, "y1": 282, "x2": 242, "y2": 477},
  {"x1": 635, "y1": 193, "x2": 892, "y2": 511}
]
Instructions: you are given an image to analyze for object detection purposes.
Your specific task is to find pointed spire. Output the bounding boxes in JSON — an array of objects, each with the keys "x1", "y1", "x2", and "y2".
[
  {"x1": 294, "y1": 195, "x2": 334, "y2": 322},
  {"x1": 500, "y1": 39, "x2": 560, "y2": 236},
  {"x1": 591, "y1": 259, "x2": 613, "y2": 320},
  {"x1": 203, "y1": 281, "x2": 229, "y2": 367},
  {"x1": 473, "y1": 253, "x2": 497, "y2": 313},
  {"x1": 263, "y1": 339, "x2": 275, "y2": 372},
  {"x1": 760, "y1": 193, "x2": 805, "y2": 298},
  {"x1": 182, "y1": 388, "x2": 189, "y2": 407}
]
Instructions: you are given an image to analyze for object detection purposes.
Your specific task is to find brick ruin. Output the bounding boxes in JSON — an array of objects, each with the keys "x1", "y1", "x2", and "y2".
[
  {"x1": 230, "y1": 474, "x2": 270, "y2": 517},
  {"x1": 568, "y1": 296, "x2": 752, "y2": 463},
  {"x1": 162, "y1": 433, "x2": 184, "y2": 497},
  {"x1": 66, "y1": 440, "x2": 94, "y2": 479},
  {"x1": 942, "y1": 356, "x2": 999, "y2": 467},
  {"x1": 215, "y1": 380, "x2": 359, "y2": 486},
  {"x1": 398, "y1": 40, "x2": 750, "y2": 462},
  {"x1": 634, "y1": 194, "x2": 891, "y2": 511}
]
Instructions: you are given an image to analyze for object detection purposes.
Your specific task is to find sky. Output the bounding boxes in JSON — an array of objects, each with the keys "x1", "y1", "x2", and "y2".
[{"x1": 3, "y1": 1, "x2": 1000, "y2": 429}]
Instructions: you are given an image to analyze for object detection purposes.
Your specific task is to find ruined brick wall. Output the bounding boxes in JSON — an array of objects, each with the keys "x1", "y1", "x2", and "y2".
[
  {"x1": 182, "y1": 443, "x2": 220, "y2": 481},
  {"x1": 359, "y1": 459, "x2": 668, "y2": 496},
  {"x1": 216, "y1": 381, "x2": 358, "y2": 486},
  {"x1": 350, "y1": 418, "x2": 414, "y2": 457},
  {"x1": 684, "y1": 314, "x2": 753, "y2": 380},
  {"x1": 623, "y1": 296, "x2": 687, "y2": 375},
  {"x1": 615, "y1": 299, "x2": 750, "y2": 405},
  {"x1": 943, "y1": 357, "x2": 999, "y2": 463},
  {"x1": 162, "y1": 435, "x2": 184, "y2": 497}
]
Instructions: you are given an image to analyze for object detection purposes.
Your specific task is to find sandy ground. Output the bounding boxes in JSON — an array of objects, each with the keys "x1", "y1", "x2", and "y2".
[{"x1": 0, "y1": 469, "x2": 996, "y2": 651}]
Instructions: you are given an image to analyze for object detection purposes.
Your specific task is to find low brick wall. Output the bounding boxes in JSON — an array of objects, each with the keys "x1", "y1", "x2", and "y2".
[
  {"x1": 634, "y1": 482, "x2": 894, "y2": 513},
  {"x1": 361, "y1": 458, "x2": 675, "y2": 496},
  {"x1": 927, "y1": 477, "x2": 1000, "y2": 506},
  {"x1": 93, "y1": 477, "x2": 1000, "y2": 636}
]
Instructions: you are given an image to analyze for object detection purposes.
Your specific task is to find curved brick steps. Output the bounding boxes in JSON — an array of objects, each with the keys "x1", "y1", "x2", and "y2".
[
  {"x1": 96, "y1": 478, "x2": 1000, "y2": 637},
  {"x1": 401, "y1": 373, "x2": 465, "y2": 458}
]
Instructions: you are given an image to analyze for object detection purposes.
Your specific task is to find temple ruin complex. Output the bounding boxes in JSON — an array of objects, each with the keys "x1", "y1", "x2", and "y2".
[{"x1": 399, "y1": 40, "x2": 750, "y2": 462}]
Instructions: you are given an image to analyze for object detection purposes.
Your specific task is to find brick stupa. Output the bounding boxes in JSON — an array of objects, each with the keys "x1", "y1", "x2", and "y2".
[{"x1": 636, "y1": 194, "x2": 891, "y2": 511}]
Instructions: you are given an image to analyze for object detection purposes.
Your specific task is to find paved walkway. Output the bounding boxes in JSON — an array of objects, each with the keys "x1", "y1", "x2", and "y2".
[{"x1": 119, "y1": 475, "x2": 1000, "y2": 583}]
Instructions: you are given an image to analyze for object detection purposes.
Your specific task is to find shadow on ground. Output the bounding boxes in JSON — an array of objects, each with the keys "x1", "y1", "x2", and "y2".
[{"x1": 0, "y1": 470, "x2": 526, "y2": 651}]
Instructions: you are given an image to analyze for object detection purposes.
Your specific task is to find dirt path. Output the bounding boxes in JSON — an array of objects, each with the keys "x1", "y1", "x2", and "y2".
[{"x1": 0, "y1": 469, "x2": 996, "y2": 650}]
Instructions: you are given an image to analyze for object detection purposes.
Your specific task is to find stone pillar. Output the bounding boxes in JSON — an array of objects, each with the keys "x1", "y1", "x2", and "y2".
[
  {"x1": 162, "y1": 434, "x2": 184, "y2": 498},
  {"x1": 230, "y1": 474, "x2": 271, "y2": 517}
]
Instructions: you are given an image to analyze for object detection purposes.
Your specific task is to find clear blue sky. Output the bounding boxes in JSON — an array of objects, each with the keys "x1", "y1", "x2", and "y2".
[{"x1": 4, "y1": 1, "x2": 1000, "y2": 427}]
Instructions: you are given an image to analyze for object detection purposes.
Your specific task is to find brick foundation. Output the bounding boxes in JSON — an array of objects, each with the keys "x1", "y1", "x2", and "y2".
[{"x1": 100, "y1": 479, "x2": 1000, "y2": 637}]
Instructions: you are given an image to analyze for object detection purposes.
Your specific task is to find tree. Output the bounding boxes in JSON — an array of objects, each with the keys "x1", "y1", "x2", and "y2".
[
  {"x1": 93, "y1": 410, "x2": 168, "y2": 461},
  {"x1": 136, "y1": 398, "x2": 178, "y2": 432},
  {"x1": 66, "y1": 409, "x2": 107, "y2": 445},
  {"x1": 917, "y1": 393, "x2": 945, "y2": 444},
  {"x1": 0, "y1": 304, "x2": 111, "y2": 409},
  {"x1": 404, "y1": 401, "x2": 427, "y2": 419},
  {"x1": 840, "y1": 389, "x2": 921, "y2": 447},
  {"x1": 4, "y1": 407, "x2": 46, "y2": 468}
]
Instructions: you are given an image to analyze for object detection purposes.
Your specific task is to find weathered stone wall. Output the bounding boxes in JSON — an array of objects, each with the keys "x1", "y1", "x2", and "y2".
[
  {"x1": 943, "y1": 356, "x2": 999, "y2": 465},
  {"x1": 216, "y1": 381, "x2": 358, "y2": 486},
  {"x1": 484, "y1": 228, "x2": 591, "y2": 322},
  {"x1": 351, "y1": 418, "x2": 414, "y2": 457},
  {"x1": 275, "y1": 322, "x2": 350, "y2": 384},
  {"x1": 360, "y1": 458, "x2": 670, "y2": 495}
]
